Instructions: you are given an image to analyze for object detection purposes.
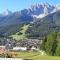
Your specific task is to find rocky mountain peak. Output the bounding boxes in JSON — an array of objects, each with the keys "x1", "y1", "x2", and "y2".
[{"x1": 2, "y1": 9, "x2": 12, "y2": 16}]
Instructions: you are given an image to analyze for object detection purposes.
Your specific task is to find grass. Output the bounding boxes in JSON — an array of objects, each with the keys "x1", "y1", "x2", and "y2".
[
  {"x1": 11, "y1": 24, "x2": 29, "y2": 40},
  {"x1": 9, "y1": 51, "x2": 60, "y2": 60},
  {"x1": 12, "y1": 51, "x2": 40, "y2": 58},
  {"x1": 29, "y1": 55, "x2": 60, "y2": 60}
]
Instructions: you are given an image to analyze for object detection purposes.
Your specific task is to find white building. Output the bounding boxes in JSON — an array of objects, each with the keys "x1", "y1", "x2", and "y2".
[{"x1": 13, "y1": 47, "x2": 27, "y2": 51}]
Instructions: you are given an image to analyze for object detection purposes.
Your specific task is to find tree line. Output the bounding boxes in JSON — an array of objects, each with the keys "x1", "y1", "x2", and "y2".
[{"x1": 42, "y1": 31, "x2": 60, "y2": 56}]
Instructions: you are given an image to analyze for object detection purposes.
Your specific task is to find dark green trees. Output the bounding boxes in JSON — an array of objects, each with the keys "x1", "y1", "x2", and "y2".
[
  {"x1": 42, "y1": 32, "x2": 57, "y2": 56},
  {"x1": 45, "y1": 32, "x2": 57, "y2": 55},
  {"x1": 56, "y1": 32, "x2": 60, "y2": 56}
]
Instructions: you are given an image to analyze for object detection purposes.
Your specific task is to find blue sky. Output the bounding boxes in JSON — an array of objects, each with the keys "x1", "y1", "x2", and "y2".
[{"x1": 0, "y1": 0, "x2": 60, "y2": 13}]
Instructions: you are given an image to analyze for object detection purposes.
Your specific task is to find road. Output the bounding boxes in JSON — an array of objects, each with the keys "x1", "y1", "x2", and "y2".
[{"x1": 0, "y1": 58, "x2": 23, "y2": 60}]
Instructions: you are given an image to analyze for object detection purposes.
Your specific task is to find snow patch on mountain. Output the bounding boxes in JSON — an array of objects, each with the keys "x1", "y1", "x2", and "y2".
[
  {"x1": 32, "y1": 14, "x2": 46, "y2": 19},
  {"x1": 2, "y1": 9, "x2": 12, "y2": 16}
]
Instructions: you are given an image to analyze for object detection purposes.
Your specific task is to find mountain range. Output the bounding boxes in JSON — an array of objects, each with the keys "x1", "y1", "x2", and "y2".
[{"x1": 0, "y1": 3, "x2": 60, "y2": 39}]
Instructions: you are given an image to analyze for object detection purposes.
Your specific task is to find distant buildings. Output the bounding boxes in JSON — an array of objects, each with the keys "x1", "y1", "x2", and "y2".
[
  {"x1": 12, "y1": 47, "x2": 27, "y2": 51},
  {"x1": 0, "y1": 38, "x2": 41, "y2": 52}
]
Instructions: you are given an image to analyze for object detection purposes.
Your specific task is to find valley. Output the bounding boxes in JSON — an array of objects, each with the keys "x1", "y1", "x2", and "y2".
[{"x1": 0, "y1": 3, "x2": 60, "y2": 60}]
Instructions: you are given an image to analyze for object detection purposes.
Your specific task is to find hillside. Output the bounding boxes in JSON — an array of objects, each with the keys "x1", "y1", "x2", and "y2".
[
  {"x1": 0, "y1": 3, "x2": 55, "y2": 37},
  {"x1": 26, "y1": 10, "x2": 60, "y2": 39},
  {"x1": 0, "y1": 12, "x2": 33, "y2": 36},
  {"x1": 8, "y1": 10, "x2": 60, "y2": 40},
  {"x1": 0, "y1": 3, "x2": 60, "y2": 40},
  {"x1": 11, "y1": 24, "x2": 29, "y2": 40}
]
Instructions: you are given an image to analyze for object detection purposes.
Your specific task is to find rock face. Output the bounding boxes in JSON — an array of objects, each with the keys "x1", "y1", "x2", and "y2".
[
  {"x1": 29, "y1": 3, "x2": 55, "y2": 15},
  {"x1": 2, "y1": 9, "x2": 12, "y2": 16},
  {"x1": 26, "y1": 10, "x2": 60, "y2": 39}
]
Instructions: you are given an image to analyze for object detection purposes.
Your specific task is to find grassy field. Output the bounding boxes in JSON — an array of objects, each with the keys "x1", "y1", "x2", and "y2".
[
  {"x1": 9, "y1": 51, "x2": 60, "y2": 60},
  {"x1": 12, "y1": 51, "x2": 40, "y2": 58},
  {"x1": 29, "y1": 55, "x2": 60, "y2": 60},
  {"x1": 11, "y1": 24, "x2": 29, "y2": 40}
]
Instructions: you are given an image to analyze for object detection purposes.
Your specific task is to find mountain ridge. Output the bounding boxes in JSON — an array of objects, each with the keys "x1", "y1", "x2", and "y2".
[{"x1": 0, "y1": 3, "x2": 60, "y2": 38}]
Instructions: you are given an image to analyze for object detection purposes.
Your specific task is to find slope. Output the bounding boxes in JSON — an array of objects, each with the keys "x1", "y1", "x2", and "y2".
[
  {"x1": 11, "y1": 24, "x2": 30, "y2": 40},
  {"x1": 26, "y1": 10, "x2": 60, "y2": 39}
]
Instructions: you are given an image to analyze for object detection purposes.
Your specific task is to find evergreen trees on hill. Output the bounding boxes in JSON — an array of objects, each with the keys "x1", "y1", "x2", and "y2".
[{"x1": 42, "y1": 31, "x2": 60, "y2": 56}]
